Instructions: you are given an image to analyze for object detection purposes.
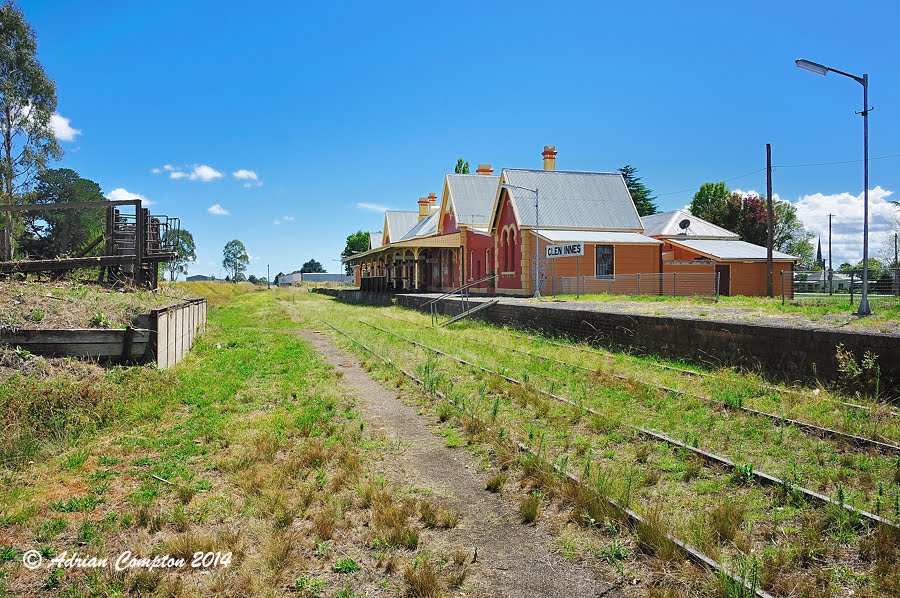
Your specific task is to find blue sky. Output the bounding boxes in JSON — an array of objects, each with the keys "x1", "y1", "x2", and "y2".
[{"x1": 20, "y1": 0, "x2": 900, "y2": 275}]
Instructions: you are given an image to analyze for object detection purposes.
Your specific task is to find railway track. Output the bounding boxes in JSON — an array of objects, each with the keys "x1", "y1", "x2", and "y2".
[
  {"x1": 502, "y1": 327, "x2": 900, "y2": 417},
  {"x1": 323, "y1": 319, "x2": 774, "y2": 598},
  {"x1": 375, "y1": 312, "x2": 900, "y2": 453},
  {"x1": 360, "y1": 319, "x2": 898, "y2": 530}
]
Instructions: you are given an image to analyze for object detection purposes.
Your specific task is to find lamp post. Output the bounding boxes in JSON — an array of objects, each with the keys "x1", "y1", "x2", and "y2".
[
  {"x1": 795, "y1": 58, "x2": 871, "y2": 315},
  {"x1": 501, "y1": 183, "x2": 541, "y2": 298}
]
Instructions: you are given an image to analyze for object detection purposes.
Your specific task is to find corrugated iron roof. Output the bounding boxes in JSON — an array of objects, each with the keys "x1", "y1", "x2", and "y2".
[
  {"x1": 539, "y1": 230, "x2": 662, "y2": 244},
  {"x1": 399, "y1": 210, "x2": 438, "y2": 241},
  {"x1": 641, "y1": 209, "x2": 739, "y2": 239},
  {"x1": 669, "y1": 239, "x2": 798, "y2": 261},
  {"x1": 368, "y1": 232, "x2": 383, "y2": 250},
  {"x1": 496, "y1": 169, "x2": 643, "y2": 231},
  {"x1": 446, "y1": 174, "x2": 499, "y2": 226},
  {"x1": 384, "y1": 210, "x2": 419, "y2": 243}
]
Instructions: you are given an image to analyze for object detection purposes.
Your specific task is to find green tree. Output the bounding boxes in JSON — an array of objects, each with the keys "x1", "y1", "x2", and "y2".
[
  {"x1": 17, "y1": 168, "x2": 104, "y2": 259},
  {"x1": 222, "y1": 239, "x2": 249, "y2": 281},
  {"x1": 454, "y1": 159, "x2": 470, "y2": 175},
  {"x1": 273, "y1": 271, "x2": 285, "y2": 285},
  {"x1": 689, "y1": 183, "x2": 744, "y2": 234},
  {"x1": 773, "y1": 200, "x2": 814, "y2": 267},
  {"x1": 341, "y1": 229, "x2": 369, "y2": 275},
  {"x1": 618, "y1": 165, "x2": 657, "y2": 216},
  {"x1": 300, "y1": 259, "x2": 325, "y2": 273},
  {"x1": 162, "y1": 228, "x2": 196, "y2": 281},
  {"x1": 0, "y1": 1, "x2": 62, "y2": 259}
]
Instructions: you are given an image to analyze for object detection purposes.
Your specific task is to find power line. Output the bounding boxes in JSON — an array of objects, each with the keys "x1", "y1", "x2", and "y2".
[
  {"x1": 774, "y1": 152, "x2": 900, "y2": 169},
  {"x1": 656, "y1": 152, "x2": 900, "y2": 198},
  {"x1": 656, "y1": 168, "x2": 766, "y2": 197}
]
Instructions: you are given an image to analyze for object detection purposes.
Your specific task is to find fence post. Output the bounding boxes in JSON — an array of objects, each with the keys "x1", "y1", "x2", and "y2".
[
  {"x1": 608, "y1": 275, "x2": 612, "y2": 295},
  {"x1": 850, "y1": 271, "x2": 855, "y2": 305},
  {"x1": 636, "y1": 273, "x2": 641, "y2": 296},
  {"x1": 715, "y1": 272, "x2": 720, "y2": 300},
  {"x1": 672, "y1": 272, "x2": 677, "y2": 297},
  {"x1": 781, "y1": 271, "x2": 785, "y2": 305}
]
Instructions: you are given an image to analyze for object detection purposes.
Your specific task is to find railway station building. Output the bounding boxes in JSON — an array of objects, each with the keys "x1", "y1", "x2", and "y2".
[{"x1": 345, "y1": 146, "x2": 798, "y2": 297}]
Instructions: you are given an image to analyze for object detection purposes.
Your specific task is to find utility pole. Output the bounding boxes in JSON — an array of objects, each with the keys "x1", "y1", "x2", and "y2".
[
  {"x1": 267, "y1": 264, "x2": 271, "y2": 289},
  {"x1": 828, "y1": 213, "x2": 834, "y2": 295},
  {"x1": 766, "y1": 143, "x2": 774, "y2": 297}
]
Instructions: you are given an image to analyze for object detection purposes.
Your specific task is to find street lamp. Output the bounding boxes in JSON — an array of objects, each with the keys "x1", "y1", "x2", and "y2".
[
  {"x1": 501, "y1": 182, "x2": 541, "y2": 298},
  {"x1": 795, "y1": 58, "x2": 872, "y2": 315}
]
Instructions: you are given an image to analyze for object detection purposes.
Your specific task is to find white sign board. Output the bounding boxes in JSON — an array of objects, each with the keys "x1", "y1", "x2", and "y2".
[{"x1": 545, "y1": 242, "x2": 584, "y2": 259}]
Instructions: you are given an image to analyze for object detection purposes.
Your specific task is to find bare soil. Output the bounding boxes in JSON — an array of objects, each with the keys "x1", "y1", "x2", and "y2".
[{"x1": 300, "y1": 329, "x2": 626, "y2": 598}]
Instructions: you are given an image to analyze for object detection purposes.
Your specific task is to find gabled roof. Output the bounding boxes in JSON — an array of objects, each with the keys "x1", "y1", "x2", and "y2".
[
  {"x1": 445, "y1": 174, "x2": 499, "y2": 227},
  {"x1": 641, "y1": 209, "x2": 739, "y2": 239},
  {"x1": 667, "y1": 238, "x2": 798, "y2": 261},
  {"x1": 489, "y1": 169, "x2": 643, "y2": 233},
  {"x1": 398, "y1": 210, "x2": 438, "y2": 241},
  {"x1": 368, "y1": 232, "x2": 383, "y2": 250},
  {"x1": 383, "y1": 211, "x2": 419, "y2": 244}
]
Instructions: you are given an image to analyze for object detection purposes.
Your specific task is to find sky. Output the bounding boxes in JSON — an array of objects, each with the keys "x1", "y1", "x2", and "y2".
[{"x1": 18, "y1": 0, "x2": 900, "y2": 277}]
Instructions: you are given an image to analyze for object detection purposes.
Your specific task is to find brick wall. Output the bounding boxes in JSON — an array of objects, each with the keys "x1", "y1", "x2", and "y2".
[{"x1": 396, "y1": 295, "x2": 899, "y2": 389}]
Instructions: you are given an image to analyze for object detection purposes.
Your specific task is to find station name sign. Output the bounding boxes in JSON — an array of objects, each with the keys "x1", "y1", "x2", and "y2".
[{"x1": 545, "y1": 242, "x2": 584, "y2": 259}]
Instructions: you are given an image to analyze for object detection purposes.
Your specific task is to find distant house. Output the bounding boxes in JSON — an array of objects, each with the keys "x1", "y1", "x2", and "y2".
[
  {"x1": 642, "y1": 209, "x2": 798, "y2": 297},
  {"x1": 277, "y1": 273, "x2": 302, "y2": 286},
  {"x1": 795, "y1": 270, "x2": 851, "y2": 292},
  {"x1": 186, "y1": 274, "x2": 214, "y2": 282},
  {"x1": 301, "y1": 273, "x2": 354, "y2": 285}
]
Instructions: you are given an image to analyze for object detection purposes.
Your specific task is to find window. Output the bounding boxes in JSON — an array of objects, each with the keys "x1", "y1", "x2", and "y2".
[{"x1": 595, "y1": 245, "x2": 614, "y2": 277}]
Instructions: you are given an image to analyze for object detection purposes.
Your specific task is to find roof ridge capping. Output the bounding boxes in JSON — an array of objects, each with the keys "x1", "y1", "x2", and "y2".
[{"x1": 503, "y1": 168, "x2": 623, "y2": 176}]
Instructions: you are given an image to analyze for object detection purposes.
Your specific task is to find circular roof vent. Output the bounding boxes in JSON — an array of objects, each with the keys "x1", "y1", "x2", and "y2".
[{"x1": 678, "y1": 218, "x2": 691, "y2": 230}]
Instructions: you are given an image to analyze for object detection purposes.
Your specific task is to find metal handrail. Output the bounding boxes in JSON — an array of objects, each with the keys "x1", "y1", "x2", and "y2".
[
  {"x1": 424, "y1": 273, "x2": 497, "y2": 307},
  {"x1": 427, "y1": 273, "x2": 497, "y2": 326}
]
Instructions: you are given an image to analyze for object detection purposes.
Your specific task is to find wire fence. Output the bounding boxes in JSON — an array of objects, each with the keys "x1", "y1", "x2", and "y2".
[
  {"x1": 551, "y1": 272, "x2": 719, "y2": 298},
  {"x1": 782, "y1": 269, "x2": 900, "y2": 308}
]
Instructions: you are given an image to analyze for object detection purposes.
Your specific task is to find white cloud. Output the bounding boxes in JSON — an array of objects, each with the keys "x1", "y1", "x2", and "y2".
[
  {"x1": 355, "y1": 202, "x2": 395, "y2": 212},
  {"x1": 794, "y1": 186, "x2": 896, "y2": 265},
  {"x1": 106, "y1": 187, "x2": 154, "y2": 206},
  {"x1": 51, "y1": 113, "x2": 81, "y2": 142},
  {"x1": 242, "y1": 181, "x2": 263, "y2": 188},
  {"x1": 282, "y1": 215, "x2": 295, "y2": 221},
  {"x1": 207, "y1": 203, "x2": 230, "y2": 216},
  {"x1": 154, "y1": 164, "x2": 224, "y2": 182},
  {"x1": 273, "y1": 219, "x2": 281, "y2": 225},
  {"x1": 232, "y1": 169, "x2": 258, "y2": 181},
  {"x1": 187, "y1": 164, "x2": 223, "y2": 182}
]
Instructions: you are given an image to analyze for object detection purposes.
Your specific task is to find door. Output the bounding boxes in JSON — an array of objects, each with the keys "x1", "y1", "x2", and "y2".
[{"x1": 716, "y1": 265, "x2": 730, "y2": 296}]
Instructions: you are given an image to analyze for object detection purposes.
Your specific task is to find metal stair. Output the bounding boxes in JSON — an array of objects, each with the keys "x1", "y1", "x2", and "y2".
[
  {"x1": 441, "y1": 298, "x2": 499, "y2": 327},
  {"x1": 425, "y1": 274, "x2": 497, "y2": 326}
]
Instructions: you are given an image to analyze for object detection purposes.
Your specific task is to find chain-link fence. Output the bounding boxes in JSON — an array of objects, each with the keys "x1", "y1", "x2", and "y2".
[
  {"x1": 782, "y1": 269, "x2": 900, "y2": 307},
  {"x1": 551, "y1": 272, "x2": 719, "y2": 298}
]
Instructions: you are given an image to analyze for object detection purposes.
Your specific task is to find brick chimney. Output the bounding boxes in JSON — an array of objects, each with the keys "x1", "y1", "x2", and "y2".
[
  {"x1": 417, "y1": 196, "x2": 430, "y2": 221},
  {"x1": 428, "y1": 192, "x2": 437, "y2": 207},
  {"x1": 542, "y1": 145, "x2": 557, "y2": 170},
  {"x1": 476, "y1": 163, "x2": 494, "y2": 176}
]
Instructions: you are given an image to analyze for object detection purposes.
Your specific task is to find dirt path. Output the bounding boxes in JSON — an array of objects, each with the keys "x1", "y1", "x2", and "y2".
[{"x1": 299, "y1": 329, "x2": 624, "y2": 598}]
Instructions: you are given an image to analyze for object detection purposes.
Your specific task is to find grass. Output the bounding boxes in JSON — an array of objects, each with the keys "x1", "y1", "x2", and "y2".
[
  {"x1": 544, "y1": 292, "x2": 900, "y2": 328},
  {"x1": 288, "y1": 293, "x2": 900, "y2": 597},
  {"x1": 0, "y1": 288, "x2": 455, "y2": 596}
]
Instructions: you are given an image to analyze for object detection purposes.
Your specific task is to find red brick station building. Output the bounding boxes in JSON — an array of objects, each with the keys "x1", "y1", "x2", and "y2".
[{"x1": 343, "y1": 147, "x2": 797, "y2": 297}]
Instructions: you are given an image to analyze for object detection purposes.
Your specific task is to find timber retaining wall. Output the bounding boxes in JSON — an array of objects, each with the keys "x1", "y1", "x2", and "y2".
[
  {"x1": 396, "y1": 295, "x2": 900, "y2": 390},
  {"x1": 1, "y1": 298, "x2": 207, "y2": 369}
]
